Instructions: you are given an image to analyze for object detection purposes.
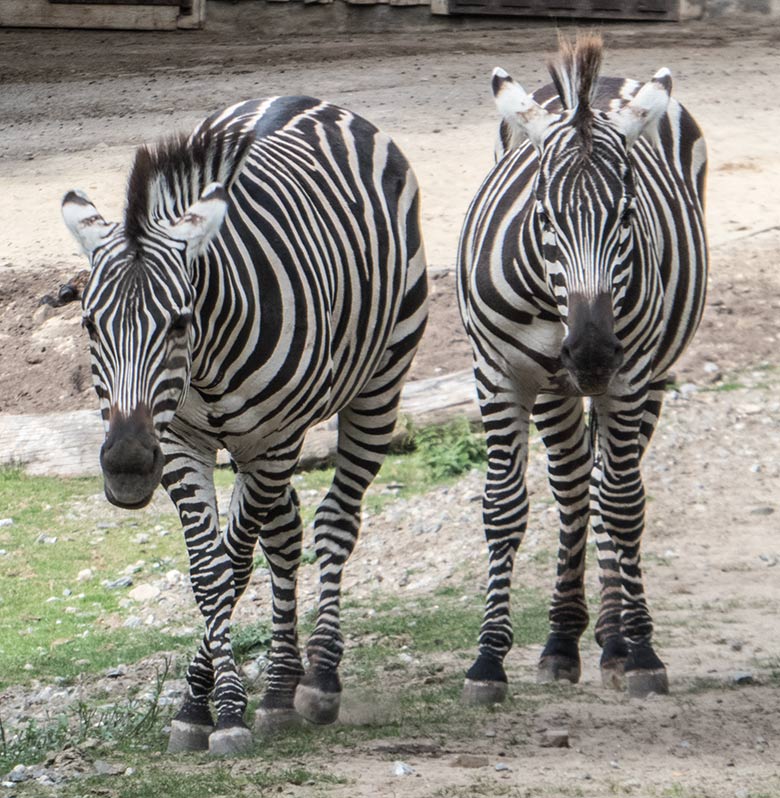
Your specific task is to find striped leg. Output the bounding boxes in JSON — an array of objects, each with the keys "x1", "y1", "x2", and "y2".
[
  {"x1": 463, "y1": 366, "x2": 533, "y2": 706},
  {"x1": 535, "y1": 395, "x2": 592, "y2": 684},
  {"x1": 592, "y1": 388, "x2": 668, "y2": 698},
  {"x1": 161, "y1": 444, "x2": 220, "y2": 753},
  {"x1": 253, "y1": 485, "x2": 305, "y2": 734},
  {"x1": 295, "y1": 256, "x2": 427, "y2": 725}
]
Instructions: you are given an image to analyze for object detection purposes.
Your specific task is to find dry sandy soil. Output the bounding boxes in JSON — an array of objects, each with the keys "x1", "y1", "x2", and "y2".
[{"x1": 1, "y1": 11, "x2": 779, "y2": 798}]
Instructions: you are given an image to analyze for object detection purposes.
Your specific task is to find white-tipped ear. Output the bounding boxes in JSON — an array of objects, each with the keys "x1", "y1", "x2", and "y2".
[
  {"x1": 492, "y1": 67, "x2": 558, "y2": 152},
  {"x1": 163, "y1": 182, "x2": 228, "y2": 255},
  {"x1": 608, "y1": 67, "x2": 672, "y2": 149},
  {"x1": 62, "y1": 190, "x2": 117, "y2": 257}
]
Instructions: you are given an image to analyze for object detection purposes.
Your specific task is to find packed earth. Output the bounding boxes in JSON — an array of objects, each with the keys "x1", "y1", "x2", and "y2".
[{"x1": 1, "y1": 10, "x2": 779, "y2": 798}]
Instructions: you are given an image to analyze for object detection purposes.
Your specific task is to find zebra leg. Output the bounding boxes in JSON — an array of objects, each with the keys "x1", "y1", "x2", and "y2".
[
  {"x1": 463, "y1": 370, "x2": 533, "y2": 706},
  {"x1": 593, "y1": 379, "x2": 667, "y2": 690},
  {"x1": 534, "y1": 395, "x2": 592, "y2": 685},
  {"x1": 161, "y1": 447, "x2": 219, "y2": 753},
  {"x1": 296, "y1": 260, "x2": 427, "y2": 725},
  {"x1": 592, "y1": 392, "x2": 668, "y2": 698},
  {"x1": 253, "y1": 486, "x2": 305, "y2": 735}
]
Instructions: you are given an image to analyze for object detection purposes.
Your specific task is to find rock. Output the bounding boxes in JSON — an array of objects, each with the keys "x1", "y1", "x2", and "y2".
[
  {"x1": 105, "y1": 665, "x2": 127, "y2": 678},
  {"x1": 391, "y1": 761, "x2": 415, "y2": 776},
  {"x1": 35, "y1": 534, "x2": 57, "y2": 545},
  {"x1": 123, "y1": 616, "x2": 142, "y2": 628},
  {"x1": 8, "y1": 764, "x2": 29, "y2": 783},
  {"x1": 128, "y1": 584, "x2": 160, "y2": 602},
  {"x1": 0, "y1": 518, "x2": 13, "y2": 527},
  {"x1": 732, "y1": 671, "x2": 754, "y2": 685},
  {"x1": 729, "y1": 640, "x2": 744, "y2": 652},
  {"x1": 540, "y1": 729, "x2": 570, "y2": 748},
  {"x1": 451, "y1": 754, "x2": 489, "y2": 768},
  {"x1": 750, "y1": 506, "x2": 775, "y2": 516},
  {"x1": 94, "y1": 760, "x2": 125, "y2": 776},
  {"x1": 495, "y1": 762, "x2": 511, "y2": 772},
  {"x1": 104, "y1": 576, "x2": 133, "y2": 589},
  {"x1": 76, "y1": 568, "x2": 93, "y2": 582},
  {"x1": 679, "y1": 383, "x2": 699, "y2": 397}
]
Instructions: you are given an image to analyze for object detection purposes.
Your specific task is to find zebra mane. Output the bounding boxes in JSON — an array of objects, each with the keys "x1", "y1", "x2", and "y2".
[
  {"x1": 547, "y1": 32, "x2": 604, "y2": 153},
  {"x1": 125, "y1": 125, "x2": 254, "y2": 245}
]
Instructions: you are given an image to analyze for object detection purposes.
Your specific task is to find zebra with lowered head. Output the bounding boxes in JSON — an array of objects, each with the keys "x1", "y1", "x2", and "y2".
[
  {"x1": 457, "y1": 34, "x2": 707, "y2": 702},
  {"x1": 62, "y1": 96, "x2": 428, "y2": 754}
]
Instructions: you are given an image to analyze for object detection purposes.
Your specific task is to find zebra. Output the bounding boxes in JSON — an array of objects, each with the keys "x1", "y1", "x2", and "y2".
[
  {"x1": 61, "y1": 96, "x2": 428, "y2": 754},
  {"x1": 457, "y1": 34, "x2": 707, "y2": 703}
]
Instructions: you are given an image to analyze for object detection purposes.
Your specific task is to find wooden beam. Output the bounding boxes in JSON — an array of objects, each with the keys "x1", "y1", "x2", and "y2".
[
  {"x1": 0, "y1": 371, "x2": 479, "y2": 478},
  {"x1": 0, "y1": 0, "x2": 204, "y2": 30}
]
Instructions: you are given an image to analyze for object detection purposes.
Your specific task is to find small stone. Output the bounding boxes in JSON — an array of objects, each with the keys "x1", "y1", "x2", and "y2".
[
  {"x1": 735, "y1": 789, "x2": 749, "y2": 798},
  {"x1": 703, "y1": 361, "x2": 720, "y2": 373},
  {"x1": 0, "y1": 518, "x2": 13, "y2": 527},
  {"x1": 540, "y1": 729, "x2": 569, "y2": 748},
  {"x1": 8, "y1": 764, "x2": 29, "y2": 783},
  {"x1": 750, "y1": 506, "x2": 775, "y2": 516},
  {"x1": 679, "y1": 383, "x2": 698, "y2": 397},
  {"x1": 451, "y1": 754, "x2": 489, "y2": 768},
  {"x1": 94, "y1": 760, "x2": 124, "y2": 776},
  {"x1": 391, "y1": 761, "x2": 415, "y2": 777},
  {"x1": 750, "y1": 464, "x2": 762, "y2": 473},
  {"x1": 123, "y1": 616, "x2": 142, "y2": 628},
  {"x1": 732, "y1": 671, "x2": 754, "y2": 685},
  {"x1": 132, "y1": 533, "x2": 150, "y2": 545},
  {"x1": 104, "y1": 576, "x2": 133, "y2": 589},
  {"x1": 609, "y1": 760, "x2": 620, "y2": 769},
  {"x1": 35, "y1": 534, "x2": 57, "y2": 545},
  {"x1": 105, "y1": 664, "x2": 127, "y2": 678},
  {"x1": 128, "y1": 584, "x2": 160, "y2": 602},
  {"x1": 495, "y1": 762, "x2": 511, "y2": 772},
  {"x1": 76, "y1": 568, "x2": 93, "y2": 582}
]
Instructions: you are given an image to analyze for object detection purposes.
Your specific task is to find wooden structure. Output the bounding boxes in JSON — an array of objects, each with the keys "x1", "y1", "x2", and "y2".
[
  {"x1": 0, "y1": 0, "x2": 205, "y2": 30},
  {"x1": 0, "y1": 370, "x2": 479, "y2": 478},
  {"x1": 431, "y1": 0, "x2": 678, "y2": 19}
]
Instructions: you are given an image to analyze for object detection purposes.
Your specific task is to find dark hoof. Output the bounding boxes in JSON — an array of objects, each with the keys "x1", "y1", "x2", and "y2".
[
  {"x1": 167, "y1": 719, "x2": 213, "y2": 753},
  {"x1": 462, "y1": 678, "x2": 508, "y2": 705},
  {"x1": 626, "y1": 668, "x2": 669, "y2": 698},
  {"x1": 253, "y1": 707, "x2": 303, "y2": 735},
  {"x1": 208, "y1": 726, "x2": 253, "y2": 756},
  {"x1": 294, "y1": 682, "x2": 341, "y2": 725},
  {"x1": 538, "y1": 655, "x2": 581, "y2": 684}
]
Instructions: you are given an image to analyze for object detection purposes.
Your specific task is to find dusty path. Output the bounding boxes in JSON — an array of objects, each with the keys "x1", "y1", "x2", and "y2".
[{"x1": 0, "y1": 14, "x2": 779, "y2": 798}]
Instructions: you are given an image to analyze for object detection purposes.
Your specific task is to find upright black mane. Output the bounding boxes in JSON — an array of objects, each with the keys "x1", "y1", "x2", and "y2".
[
  {"x1": 547, "y1": 32, "x2": 604, "y2": 155},
  {"x1": 124, "y1": 124, "x2": 255, "y2": 245}
]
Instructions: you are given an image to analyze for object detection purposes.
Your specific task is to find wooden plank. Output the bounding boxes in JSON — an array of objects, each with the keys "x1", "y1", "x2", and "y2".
[
  {"x1": 0, "y1": 0, "x2": 204, "y2": 30},
  {"x1": 442, "y1": 0, "x2": 678, "y2": 18},
  {"x1": 50, "y1": 0, "x2": 180, "y2": 6},
  {"x1": 0, "y1": 371, "x2": 480, "y2": 478}
]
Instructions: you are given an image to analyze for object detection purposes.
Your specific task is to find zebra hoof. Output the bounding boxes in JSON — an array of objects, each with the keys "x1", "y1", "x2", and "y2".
[
  {"x1": 207, "y1": 726, "x2": 253, "y2": 756},
  {"x1": 462, "y1": 678, "x2": 508, "y2": 706},
  {"x1": 167, "y1": 719, "x2": 213, "y2": 753},
  {"x1": 537, "y1": 656, "x2": 581, "y2": 685},
  {"x1": 253, "y1": 707, "x2": 303, "y2": 735},
  {"x1": 294, "y1": 683, "x2": 341, "y2": 725},
  {"x1": 600, "y1": 659, "x2": 627, "y2": 690},
  {"x1": 626, "y1": 667, "x2": 669, "y2": 698}
]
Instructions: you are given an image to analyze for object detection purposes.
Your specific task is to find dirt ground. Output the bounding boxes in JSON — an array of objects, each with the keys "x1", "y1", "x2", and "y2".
[{"x1": 1, "y1": 12, "x2": 780, "y2": 798}]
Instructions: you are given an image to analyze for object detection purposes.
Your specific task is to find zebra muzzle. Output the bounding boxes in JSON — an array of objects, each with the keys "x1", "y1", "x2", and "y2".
[{"x1": 100, "y1": 405, "x2": 164, "y2": 509}]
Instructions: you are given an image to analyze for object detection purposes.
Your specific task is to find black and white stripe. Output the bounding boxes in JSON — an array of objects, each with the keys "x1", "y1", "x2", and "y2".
[
  {"x1": 63, "y1": 96, "x2": 427, "y2": 751},
  {"x1": 457, "y1": 35, "x2": 707, "y2": 702}
]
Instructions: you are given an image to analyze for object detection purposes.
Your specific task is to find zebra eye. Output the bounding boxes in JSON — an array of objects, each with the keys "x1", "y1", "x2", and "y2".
[
  {"x1": 535, "y1": 200, "x2": 550, "y2": 229},
  {"x1": 170, "y1": 312, "x2": 192, "y2": 335}
]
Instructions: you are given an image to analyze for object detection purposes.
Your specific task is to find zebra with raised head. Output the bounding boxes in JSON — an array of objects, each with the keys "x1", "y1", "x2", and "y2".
[
  {"x1": 457, "y1": 34, "x2": 707, "y2": 702},
  {"x1": 61, "y1": 96, "x2": 428, "y2": 754}
]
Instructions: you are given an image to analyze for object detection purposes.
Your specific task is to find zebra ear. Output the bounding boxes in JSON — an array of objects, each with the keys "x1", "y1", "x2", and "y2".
[
  {"x1": 492, "y1": 67, "x2": 558, "y2": 152},
  {"x1": 608, "y1": 68, "x2": 672, "y2": 149},
  {"x1": 62, "y1": 190, "x2": 117, "y2": 257},
  {"x1": 163, "y1": 182, "x2": 228, "y2": 255}
]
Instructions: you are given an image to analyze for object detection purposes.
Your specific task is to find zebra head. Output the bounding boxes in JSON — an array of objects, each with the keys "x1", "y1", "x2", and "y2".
[
  {"x1": 492, "y1": 35, "x2": 671, "y2": 395},
  {"x1": 61, "y1": 183, "x2": 228, "y2": 508}
]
